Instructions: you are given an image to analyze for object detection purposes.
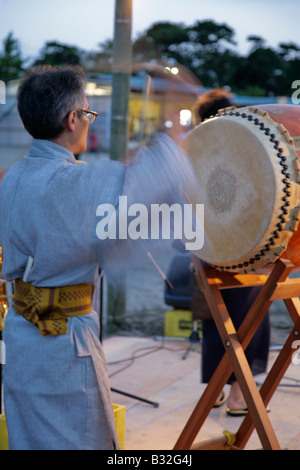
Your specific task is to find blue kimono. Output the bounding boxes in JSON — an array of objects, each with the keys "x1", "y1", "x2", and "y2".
[{"x1": 0, "y1": 136, "x2": 200, "y2": 450}]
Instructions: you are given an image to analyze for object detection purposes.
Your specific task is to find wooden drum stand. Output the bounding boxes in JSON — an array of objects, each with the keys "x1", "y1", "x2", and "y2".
[{"x1": 174, "y1": 256, "x2": 300, "y2": 450}]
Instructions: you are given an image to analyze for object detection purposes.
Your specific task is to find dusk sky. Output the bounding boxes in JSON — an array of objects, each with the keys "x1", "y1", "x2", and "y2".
[{"x1": 0, "y1": 0, "x2": 299, "y2": 63}]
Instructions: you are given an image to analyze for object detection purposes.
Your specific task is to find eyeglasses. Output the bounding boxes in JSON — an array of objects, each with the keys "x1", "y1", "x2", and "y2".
[{"x1": 77, "y1": 109, "x2": 98, "y2": 125}]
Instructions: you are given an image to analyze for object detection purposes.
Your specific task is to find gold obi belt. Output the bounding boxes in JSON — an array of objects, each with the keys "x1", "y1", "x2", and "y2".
[{"x1": 14, "y1": 279, "x2": 93, "y2": 336}]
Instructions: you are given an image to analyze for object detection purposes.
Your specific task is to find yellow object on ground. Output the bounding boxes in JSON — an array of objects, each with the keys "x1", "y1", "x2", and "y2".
[
  {"x1": 113, "y1": 403, "x2": 126, "y2": 450},
  {"x1": 0, "y1": 414, "x2": 8, "y2": 450},
  {"x1": 164, "y1": 309, "x2": 202, "y2": 338}
]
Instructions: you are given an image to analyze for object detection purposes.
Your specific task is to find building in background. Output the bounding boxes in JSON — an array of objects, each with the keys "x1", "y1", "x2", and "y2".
[{"x1": 0, "y1": 67, "x2": 291, "y2": 155}]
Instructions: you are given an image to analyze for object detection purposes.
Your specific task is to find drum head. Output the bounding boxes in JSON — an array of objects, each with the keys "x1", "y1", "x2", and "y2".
[{"x1": 182, "y1": 116, "x2": 283, "y2": 271}]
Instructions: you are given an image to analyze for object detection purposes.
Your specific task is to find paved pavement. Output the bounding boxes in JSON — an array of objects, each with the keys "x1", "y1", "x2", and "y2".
[{"x1": 104, "y1": 335, "x2": 300, "y2": 451}]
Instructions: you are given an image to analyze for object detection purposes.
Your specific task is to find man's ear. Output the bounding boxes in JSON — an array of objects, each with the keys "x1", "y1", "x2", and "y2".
[{"x1": 65, "y1": 110, "x2": 77, "y2": 132}]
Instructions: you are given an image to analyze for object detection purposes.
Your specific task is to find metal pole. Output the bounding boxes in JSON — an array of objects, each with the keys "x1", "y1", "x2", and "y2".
[
  {"x1": 107, "y1": 0, "x2": 132, "y2": 332},
  {"x1": 110, "y1": 0, "x2": 132, "y2": 161}
]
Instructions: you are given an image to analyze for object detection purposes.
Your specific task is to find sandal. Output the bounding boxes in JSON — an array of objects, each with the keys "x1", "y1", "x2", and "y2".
[
  {"x1": 226, "y1": 405, "x2": 270, "y2": 417},
  {"x1": 213, "y1": 391, "x2": 228, "y2": 408}
]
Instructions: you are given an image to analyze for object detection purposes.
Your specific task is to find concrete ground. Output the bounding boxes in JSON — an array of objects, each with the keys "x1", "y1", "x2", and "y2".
[{"x1": 104, "y1": 334, "x2": 300, "y2": 451}]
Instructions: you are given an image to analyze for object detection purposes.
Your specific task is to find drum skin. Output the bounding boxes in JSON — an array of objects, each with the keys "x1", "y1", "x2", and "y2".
[{"x1": 183, "y1": 104, "x2": 300, "y2": 273}]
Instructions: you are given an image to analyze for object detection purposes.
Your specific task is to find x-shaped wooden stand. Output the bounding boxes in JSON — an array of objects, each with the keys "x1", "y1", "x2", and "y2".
[{"x1": 174, "y1": 257, "x2": 300, "y2": 450}]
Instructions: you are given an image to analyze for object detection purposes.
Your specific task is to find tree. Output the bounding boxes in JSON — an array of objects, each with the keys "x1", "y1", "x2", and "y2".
[
  {"x1": 131, "y1": 22, "x2": 189, "y2": 65},
  {"x1": 145, "y1": 22, "x2": 189, "y2": 55},
  {"x1": 0, "y1": 32, "x2": 24, "y2": 82},
  {"x1": 230, "y1": 36, "x2": 284, "y2": 96},
  {"x1": 84, "y1": 39, "x2": 113, "y2": 73},
  {"x1": 276, "y1": 42, "x2": 300, "y2": 96},
  {"x1": 131, "y1": 20, "x2": 239, "y2": 88},
  {"x1": 186, "y1": 20, "x2": 238, "y2": 88},
  {"x1": 34, "y1": 41, "x2": 83, "y2": 67}
]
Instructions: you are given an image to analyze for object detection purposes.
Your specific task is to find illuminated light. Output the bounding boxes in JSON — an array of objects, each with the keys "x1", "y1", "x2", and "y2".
[
  {"x1": 85, "y1": 82, "x2": 96, "y2": 94},
  {"x1": 164, "y1": 120, "x2": 173, "y2": 128},
  {"x1": 164, "y1": 66, "x2": 179, "y2": 75},
  {"x1": 180, "y1": 109, "x2": 192, "y2": 126},
  {"x1": 85, "y1": 82, "x2": 111, "y2": 96}
]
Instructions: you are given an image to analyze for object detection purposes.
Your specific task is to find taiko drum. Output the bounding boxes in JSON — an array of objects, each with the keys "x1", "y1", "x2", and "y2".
[{"x1": 182, "y1": 104, "x2": 300, "y2": 273}]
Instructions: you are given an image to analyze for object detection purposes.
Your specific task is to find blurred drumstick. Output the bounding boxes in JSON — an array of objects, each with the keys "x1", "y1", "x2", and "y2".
[{"x1": 147, "y1": 251, "x2": 174, "y2": 290}]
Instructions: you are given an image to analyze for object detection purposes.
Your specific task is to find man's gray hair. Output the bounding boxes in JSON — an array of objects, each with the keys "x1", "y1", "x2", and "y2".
[{"x1": 18, "y1": 66, "x2": 86, "y2": 140}]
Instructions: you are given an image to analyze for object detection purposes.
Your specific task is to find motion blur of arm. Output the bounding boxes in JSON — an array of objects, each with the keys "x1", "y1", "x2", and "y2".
[
  {"x1": 100, "y1": 132, "x2": 204, "y2": 280},
  {"x1": 123, "y1": 132, "x2": 201, "y2": 208}
]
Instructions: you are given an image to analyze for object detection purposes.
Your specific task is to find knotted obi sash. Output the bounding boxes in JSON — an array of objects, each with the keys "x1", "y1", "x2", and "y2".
[{"x1": 14, "y1": 279, "x2": 93, "y2": 336}]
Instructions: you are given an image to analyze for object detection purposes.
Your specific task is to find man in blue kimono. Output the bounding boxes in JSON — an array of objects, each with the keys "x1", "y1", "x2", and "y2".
[{"x1": 0, "y1": 67, "x2": 200, "y2": 449}]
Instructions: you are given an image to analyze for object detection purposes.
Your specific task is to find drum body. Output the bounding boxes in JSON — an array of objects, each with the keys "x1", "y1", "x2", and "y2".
[{"x1": 182, "y1": 104, "x2": 300, "y2": 273}]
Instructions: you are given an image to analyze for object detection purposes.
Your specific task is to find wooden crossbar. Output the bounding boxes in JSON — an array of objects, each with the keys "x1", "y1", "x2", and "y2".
[{"x1": 174, "y1": 258, "x2": 300, "y2": 451}]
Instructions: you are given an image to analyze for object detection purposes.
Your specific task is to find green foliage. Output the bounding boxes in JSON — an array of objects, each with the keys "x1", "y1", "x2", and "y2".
[
  {"x1": 33, "y1": 41, "x2": 83, "y2": 67},
  {"x1": 0, "y1": 32, "x2": 24, "y2": 82},
  {"x1": 146, "y1": 21, "x2": 189, "y2": 53}
]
